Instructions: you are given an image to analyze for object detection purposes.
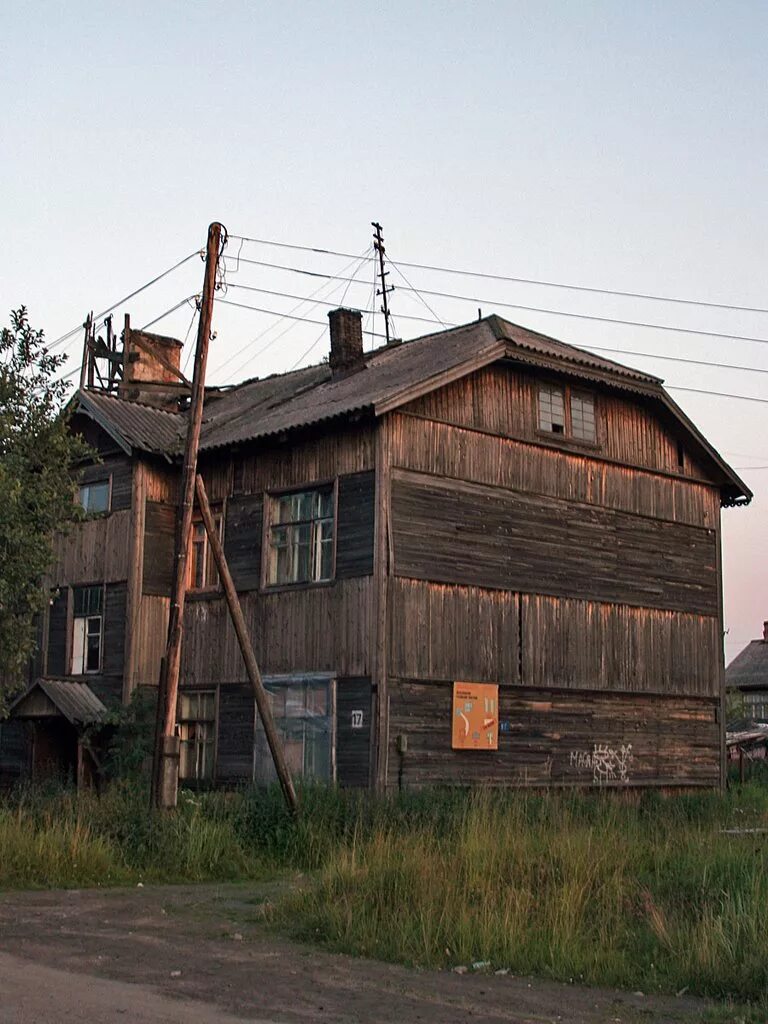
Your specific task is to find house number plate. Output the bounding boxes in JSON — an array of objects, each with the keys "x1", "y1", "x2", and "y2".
[{"x1": 351, "y1": 709, "x2": 364, "y2": 729}]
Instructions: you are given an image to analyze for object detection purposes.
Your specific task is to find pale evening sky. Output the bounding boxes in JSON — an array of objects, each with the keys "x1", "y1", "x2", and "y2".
[{"x1": 1, "y1": 1, "x2": 766, "y2": 663}]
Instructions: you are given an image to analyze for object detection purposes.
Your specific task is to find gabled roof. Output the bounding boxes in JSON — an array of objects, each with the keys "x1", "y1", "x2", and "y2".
[
  {"x1": 726, "y1": 639, "x2": 768, "y2": 691},
  {"x1": 71, "y1": 314, "x2": 751, "y2": 504},
  {"x1": 9, "y1": 679, "x2": 108, "y2": 726}
]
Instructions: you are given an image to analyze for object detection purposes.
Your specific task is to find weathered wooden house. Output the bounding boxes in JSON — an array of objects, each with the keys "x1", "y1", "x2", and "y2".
[{"x1": 0, "y1": 308, "x2": 752, "y2": 790}]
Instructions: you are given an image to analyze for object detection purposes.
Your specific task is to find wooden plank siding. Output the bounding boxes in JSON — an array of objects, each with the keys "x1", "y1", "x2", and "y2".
[
  {"x1": 49, "y1": 510, "x2": 132, "y2": 587},
  {"x1": 522, "y1": 595, "x2": 720, "y2": 697},
  {"x1": 180, "y1": 578, "x2": 373, "y2": 685},
  {"x1": 389, "y1": 414, "x2": 720, "y2": 529},
  {"x1": 401, "y1": 365, "x2": 717, "y2": 484},
  {"x1": 387, "y1": 681, "x2": 720, "y2": 790},
  {"x1": 227, "y1": 424, "x2": 375, "y2": 496},
  {"x1": 391, "y1": 468, "x2": 718, "y2": 616}
]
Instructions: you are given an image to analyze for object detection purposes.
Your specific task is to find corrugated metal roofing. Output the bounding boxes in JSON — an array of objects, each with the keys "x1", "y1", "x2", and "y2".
[
  {"x1": 71, "y1": 313, "x2": 749, "y2": 502},
  {"x1": 10, "y1": 679, "x2": 108, "y2": 725},
  {"x1": 726, "y1": 640, "x2": 768, "y2": 691},
  {"x1": 76, "y1": 391, "x2": 184, "y2": 455}
]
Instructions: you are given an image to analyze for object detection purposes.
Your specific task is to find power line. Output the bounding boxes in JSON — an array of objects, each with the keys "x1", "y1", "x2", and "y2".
[
  {"x1": 586, "y1": 346, "x2": 768, "y2": 378},
  {"x1": 229, "y1": 234, "x2": 768, "y2": 317},
  {"x1": 48, "y1": 251, "x2": 201, "y2": 351},
  {"x1": 216, "y1": 297, "x2": 387, "y2": 338},
  {"x1": 212, "y1": 248, "x2": 372, "y2": 382},
  {"x1": 225, "y1": 282, "x2": 447, "y2": 326},
  {"x1": 666, "y1": 386, "x2": 768, "y2": 406},
  {"x1": 141, "y1": 296, "x2": 198, "y2": 331},
  {"x1": 223, "y1": 253, "x2": 768, "y2": 348}
]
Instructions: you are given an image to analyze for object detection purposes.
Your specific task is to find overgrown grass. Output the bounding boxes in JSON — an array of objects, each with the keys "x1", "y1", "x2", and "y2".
[{"x1": 2, "y1": 780, "x2": 768, "y2": 1005}]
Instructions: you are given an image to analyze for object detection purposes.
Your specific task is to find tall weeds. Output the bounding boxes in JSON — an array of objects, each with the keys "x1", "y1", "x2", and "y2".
[{"x1": 1, "y1": 781, "x2": 767, "y2": 1002}]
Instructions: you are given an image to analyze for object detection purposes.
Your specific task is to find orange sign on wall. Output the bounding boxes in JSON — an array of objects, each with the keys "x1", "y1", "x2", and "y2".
[{"x1": 452, "y1": 682, "x2": 499, "y2": 750}]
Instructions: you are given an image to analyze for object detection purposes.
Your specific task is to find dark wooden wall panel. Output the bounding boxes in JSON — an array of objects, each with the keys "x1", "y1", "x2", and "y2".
[
  {"x1": 224, "y1": 494, "x2": 263, "y2": 591},
  {"x1": 232, "y1": 424, "x2": 375, "y2": 495},
  {"x1": 216, "y1": 684, "x2": 255, "y2": 783},
  {"x1": 49, "y1": 511, "x2": 132, "y2": 586},
  {"x1": 142, "y1": 501, "x2": 176, "y2": 596},
  {"x1": 387, "y1": 680, "x2": 719, "y2": 790},
  {"x1": 336, "y1": 677, "x2": 372, "y2": 788},
  {"x1": 389, "y1": 579, "x2": 520, "y2": 685},
  {"x1": 46, "y1": 590, "x2": 68, "y2": 676},
  {"x1": 336, "y1": 472, "x2": 375, "y2": 578},
  {"x1": 0, "y1": 721, "x2": 28, "y2": 786},
  {"x1": 391, "y1": 470, "x2": 718, "y2": 616},
  {"x1": 389, "y1": 414, "x2": 720, "y2": 529}
]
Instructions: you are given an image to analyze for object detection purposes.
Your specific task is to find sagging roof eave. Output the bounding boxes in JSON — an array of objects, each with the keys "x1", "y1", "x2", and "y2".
[
  {"x1": 73, "y1": 392, "x2": 133, "y2": 456},
  {"x1": 657, "y1": 391, "x2": 752, "y2": 506},
  {"x1": 198, "y1": 404, "x2": 378, "y2": 455}
]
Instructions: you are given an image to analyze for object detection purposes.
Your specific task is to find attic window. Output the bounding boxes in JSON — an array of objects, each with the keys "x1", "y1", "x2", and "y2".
[
  {"x1": 570, "y1": 391, "x2": 596, "y2": 443},
  {"x1": 538, "y1": 385, "x2": 565, "y2": 434},
  {"x1": 537, "y1": 382, "x2": 598, "y2": 445}
]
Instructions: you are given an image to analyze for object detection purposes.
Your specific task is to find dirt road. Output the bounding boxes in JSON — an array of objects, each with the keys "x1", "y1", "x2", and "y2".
[{"x1": 0, "y1": 884, "x2": 718, "y2": 1023}]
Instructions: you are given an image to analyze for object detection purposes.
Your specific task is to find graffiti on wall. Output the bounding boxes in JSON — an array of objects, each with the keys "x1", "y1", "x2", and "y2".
[{"x1": 568, "y1": 743, "x2": 634, "y2": 784}]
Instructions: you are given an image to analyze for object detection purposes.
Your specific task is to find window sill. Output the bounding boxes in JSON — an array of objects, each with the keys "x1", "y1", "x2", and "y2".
[
  {"x1": 534, "y1": 430, "x2": 601, "y2": 454},
  {"x1": 261, "y1": 579, "x2": 335, "y2": 596}
]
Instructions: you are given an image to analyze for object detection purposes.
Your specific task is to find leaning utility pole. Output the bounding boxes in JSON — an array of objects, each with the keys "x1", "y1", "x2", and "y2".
[
  {"x1": 151, "y1": 221, "x2": 225, "y2": 810},
  {"x1": 372, "y1": 221, "x2": 394, "y2": 345},
  {"x1": 194, "y1": 474, "x2": 298, "y2": 815}
]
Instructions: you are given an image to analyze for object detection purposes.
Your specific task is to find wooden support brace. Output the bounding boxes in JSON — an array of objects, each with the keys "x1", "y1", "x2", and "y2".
[{"x1": 195, "y1": 474, "x2": 298, "y2": 816}]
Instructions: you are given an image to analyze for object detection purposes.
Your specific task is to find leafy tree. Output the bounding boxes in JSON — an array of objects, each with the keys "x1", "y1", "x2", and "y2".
[{"x1": 0, "y1": 308, "x2": 89, "y2": 709}]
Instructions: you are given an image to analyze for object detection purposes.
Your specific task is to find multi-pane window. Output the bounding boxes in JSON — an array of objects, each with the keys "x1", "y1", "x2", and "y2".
[
  {"x1": 71, "y1": 586, "x2": 103, "y2": 674},
  {"x1": 178, "y1": 691, "x2": 216, "y2": 781},
  {"x1": 538, "y1": 385, "x2": 565, "y2": 434},
  {"x1": 538, "y1": 383, "x2": 597, "y2": 444},
  {"x1": 254, "y1": 676, "x2": 333, "y2": 784},
  {"x1": 78, "y1": 480, "x2": 110, "y2": 514},
  {"x1": 570, "y1": 391, "x2": 596, "y2": 442},
  {"x1": 744, "y1": 693, "x2": 768, "y2": 723},
  {"x1": 267, "y1": 488, "x2": 334, "y2": 586},
  {"x1": 190, "y1": 514, "x2": 222, "y2": 590}
]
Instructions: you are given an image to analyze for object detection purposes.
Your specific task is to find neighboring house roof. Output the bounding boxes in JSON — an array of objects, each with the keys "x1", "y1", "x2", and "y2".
[
  {"x1": 71, "y1": 314, "x2": 751, "y2": 504},
  {"x1": 726, "y1": 639, "x2": 768, "y2": 692},
  {"x1": 9, "y1": 679, "x2": 108, "y2": 726}
]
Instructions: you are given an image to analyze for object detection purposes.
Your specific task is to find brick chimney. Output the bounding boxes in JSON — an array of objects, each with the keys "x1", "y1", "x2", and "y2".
[
  {"x1": 328, "y1": 308, "x2": 365, "y2": 379},
  {"x1": 119, "y1": 315, "x2": 186, "y2": 409}
]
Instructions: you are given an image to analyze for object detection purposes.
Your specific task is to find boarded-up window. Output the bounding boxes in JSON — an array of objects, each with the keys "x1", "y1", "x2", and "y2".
[
  {"x1": 224, "y1": 494, "x2": 263, "y2": 591},
  {"x1": 336, "y1": 472, "x2": 375, "y2": 578}
]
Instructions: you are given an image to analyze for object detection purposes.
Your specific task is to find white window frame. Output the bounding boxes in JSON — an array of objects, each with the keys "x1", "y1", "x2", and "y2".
[{"x1": 70, "y1": 585, "x2": 103, "y2": 675}]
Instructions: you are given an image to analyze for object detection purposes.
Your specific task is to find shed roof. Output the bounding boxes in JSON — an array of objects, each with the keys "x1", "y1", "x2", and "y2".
[
  {"x1": 9, "y1": 679, "x2": 108, "y2": 726},
  {"x1": 72, "y1": 314, "x2": 751, "y2": 503},
  {"x1": 726, "y1": 639, "x2": 768, "y2": 692}
]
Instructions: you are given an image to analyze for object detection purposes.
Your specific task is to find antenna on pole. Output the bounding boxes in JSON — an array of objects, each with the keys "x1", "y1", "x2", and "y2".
[{"x1": 372, "y1": 221, "x2": 395, "y2": 345}]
